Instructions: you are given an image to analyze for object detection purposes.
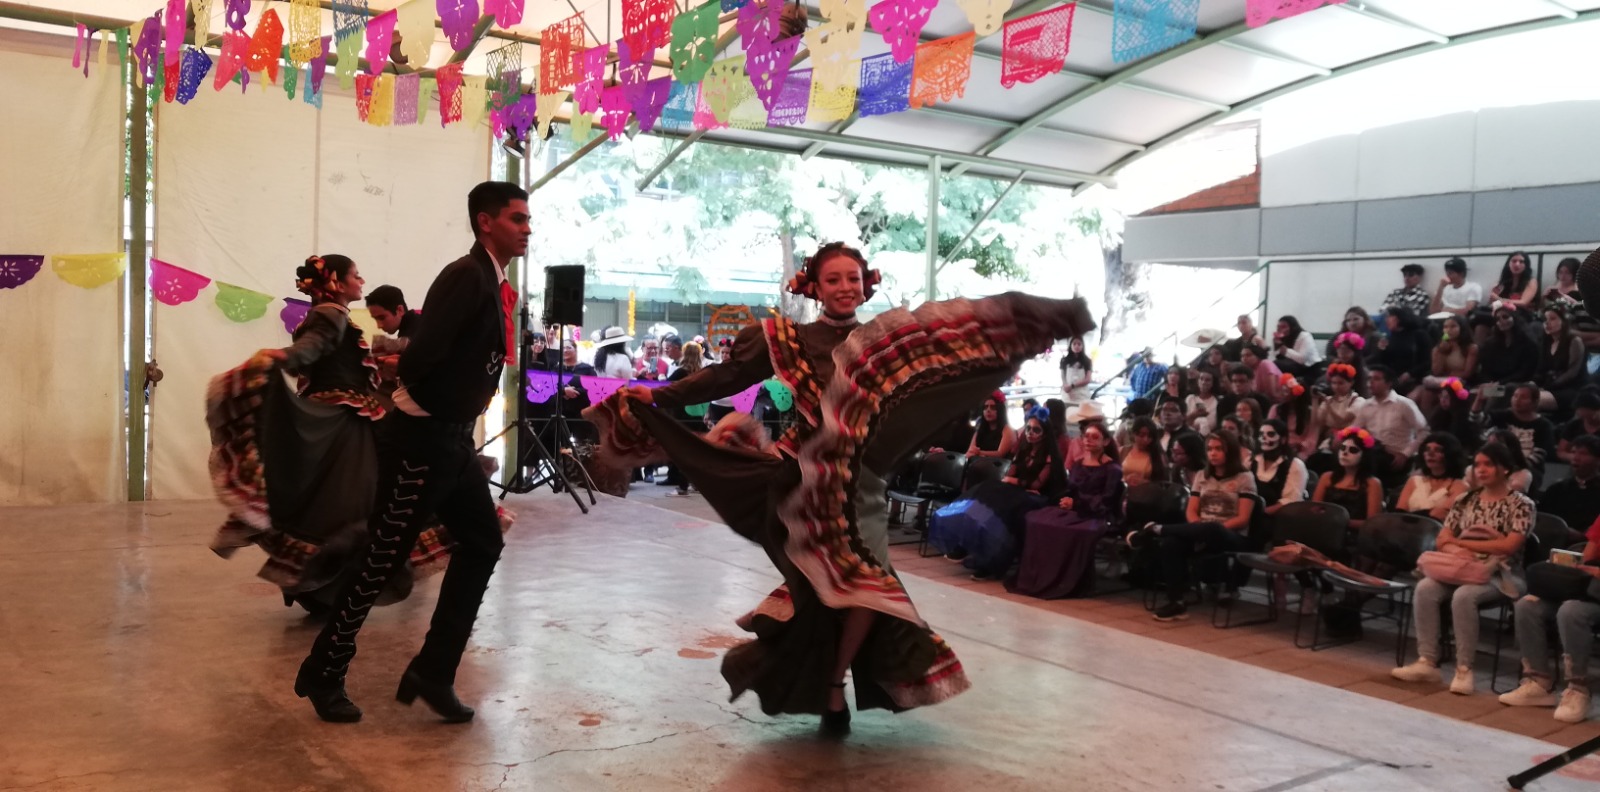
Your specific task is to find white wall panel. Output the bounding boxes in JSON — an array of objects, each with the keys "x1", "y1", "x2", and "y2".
[
  {"x1": 0, "y1": 44, "x2": 125, "y2": 505},
  {"x1": 1355, "y1": 113, "x2": 1476, "y2": 201},
  {"x1": 1260, "y1": 135, "x2": 1358, "y2": 208},
  {"x1": 1476, "y1": 101, "x2": 1600, "y2": 191}
]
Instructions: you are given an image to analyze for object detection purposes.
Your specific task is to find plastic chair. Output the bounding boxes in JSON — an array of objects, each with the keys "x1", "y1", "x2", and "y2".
[
  {"x1": 962, "y1": 457, "x2": 1011, "y2": 492},
  {"x1": 912, "y1": 452, "x2": 968, "y2": 556},
  {"x1": 886, "y1": 452, "x2": 926, "y2": 526},
  {"x1": 1530, "y1": 513, "x2": 1579, "y2": 566},
  {"x1": 1213, "y1": 500, "x2": 1350, "y2": 633},
  {"x1": 1318, "y1": 512, "x2": 1439, "y2": 663}
]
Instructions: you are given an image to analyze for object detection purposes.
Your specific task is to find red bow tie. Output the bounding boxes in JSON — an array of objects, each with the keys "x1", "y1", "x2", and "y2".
[{"x1": 499, "y1": 280, "x2": 517, "y2": 366}]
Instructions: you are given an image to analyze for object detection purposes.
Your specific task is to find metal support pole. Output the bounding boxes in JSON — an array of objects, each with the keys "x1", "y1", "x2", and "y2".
[
  {"x1": 636, "y1": 130, "x2": 703, "y2": 192},
  {"x1": 529, "y1": 131, "x2": 609, "y2": 192},
  {"x1": 127, "y1": 67, "x2": 149, "y2": 501},
  {"x1": 501, "y1": 149, "x2": 521, "y2": 475},
  {"x1": 936, "y1": 172, "x2": 1024, "y2": 273},
  {"x1": 925, "y1": 155, "x2": 941, "y2": 303}
]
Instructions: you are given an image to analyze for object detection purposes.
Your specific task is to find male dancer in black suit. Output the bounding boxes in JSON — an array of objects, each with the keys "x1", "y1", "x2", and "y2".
[{"x1": 294, "y1": 181, "x2": 530, "y2": 723}]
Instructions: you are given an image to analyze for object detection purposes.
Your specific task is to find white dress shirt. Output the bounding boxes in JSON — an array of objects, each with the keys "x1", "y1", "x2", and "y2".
[{"x1": 1353, "y1": 392, "x2": 1428, "y2": 456}]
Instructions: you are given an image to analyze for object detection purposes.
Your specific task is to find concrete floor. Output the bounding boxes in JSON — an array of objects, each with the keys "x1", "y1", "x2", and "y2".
[{"x1": 4, "y1": 492, "x2": 1599, "y2": 791}]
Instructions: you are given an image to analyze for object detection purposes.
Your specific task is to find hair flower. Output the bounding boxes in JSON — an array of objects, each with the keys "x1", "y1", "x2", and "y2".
[
  {"x1": 1336, "y1": 427, "x2": 1376, "y2": 449},
  {"x1": 1441, "y1": 377, "x2": 1470, "y2": 401},
  {"x1": 1334, "y1": 332, "x2": 1366, "y2": 350},
  {"x1": 1327, "y1": 363, "x2": 1357, "y2": 381},
  {"x1": 1279, "y1": 373, "x2": 1306, "y2": 398}
]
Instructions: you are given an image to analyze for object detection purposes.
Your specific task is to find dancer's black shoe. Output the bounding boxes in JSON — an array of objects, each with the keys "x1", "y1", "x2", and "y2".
[
  {"x1": 294, "y1": 663, "x2": 362, "y2": 723},
  {"x1": 820, "y1": 682, "x2": 851, "y2": 737},
  {"x1": 396, "y1": 664, "x2": 475, "y2": 723}
]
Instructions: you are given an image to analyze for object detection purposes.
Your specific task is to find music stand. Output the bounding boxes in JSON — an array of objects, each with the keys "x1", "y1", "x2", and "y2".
[{"x1": 478, "y1": 304, "x2": 598, "y2": 512}]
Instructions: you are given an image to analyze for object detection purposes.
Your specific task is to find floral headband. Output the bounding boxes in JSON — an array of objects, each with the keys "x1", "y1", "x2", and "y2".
[
  {"x1": 297, "y1": 256, "x2": 327, "y2": 291},
  {"x1": 1279, "y1": 373, "x2": 1305, "y2": 398},
  {"x1": 1336, "y1": 427, "x2": 1375, "y2": 449},
  {"x1": 1327, "y1": 363, "x2": 1357, "y2": 381},
  {"x1": 785, "y1": 243, "x2": 883, "y2": 300},
  {"x1": 1440, "y1": 377, "x2": 1471, "y2": 401},
  {"x1": 1334, "y1": 332, "x2": 1365, "y2": 350}
]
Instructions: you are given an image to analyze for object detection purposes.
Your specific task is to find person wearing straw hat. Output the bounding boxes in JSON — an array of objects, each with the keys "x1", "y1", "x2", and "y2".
[{"x1": 592, "y1": 326, "x2": 635, "y2": 379}]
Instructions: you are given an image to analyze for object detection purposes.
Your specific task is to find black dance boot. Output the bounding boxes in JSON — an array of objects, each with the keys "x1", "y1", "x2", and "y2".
[
  {"x1": 820, "y1": 682, "x2": 851, "y2": 737},
  {"x1": 396, "y1": 662, "x2": 475, "y2": 723},
  {"x1": 294, "y1": 661, "x2": 362, "y2": 723}
]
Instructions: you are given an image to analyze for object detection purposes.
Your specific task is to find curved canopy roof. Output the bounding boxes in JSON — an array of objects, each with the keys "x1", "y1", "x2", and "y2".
[{"x1": 6, "y1": 0, "x2": 1598, "y2": 191}]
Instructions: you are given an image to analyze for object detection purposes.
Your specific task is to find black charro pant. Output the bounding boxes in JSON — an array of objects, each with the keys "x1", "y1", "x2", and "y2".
[{"x1": 302, "y1": 411, "x2": 504, "y2": 686}]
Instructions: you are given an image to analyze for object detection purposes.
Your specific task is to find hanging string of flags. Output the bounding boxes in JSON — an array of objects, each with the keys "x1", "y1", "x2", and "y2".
[
  {"x1": 1, "y1": 252, "x2": 316, "y2": 333},
  {"x1": 524, "y1": 369, "x2": 793, "y2": 415},
  {"x1": 64, "y1": 0, "x2": 1340, "y2": 139}
]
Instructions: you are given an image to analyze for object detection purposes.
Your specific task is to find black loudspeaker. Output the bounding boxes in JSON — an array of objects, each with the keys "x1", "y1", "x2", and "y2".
[{"x1": 543, "y1": 265, "x2": 585, "y2": 327}]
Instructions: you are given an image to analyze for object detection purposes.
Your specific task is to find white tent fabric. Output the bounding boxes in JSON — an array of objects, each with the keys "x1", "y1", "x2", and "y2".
[
  {"x1": 150, "y1": 84, "x2": 489, "y2": 500},
  {"x1": 0, "y1": 44, "x2": 126, "y2": 506}
]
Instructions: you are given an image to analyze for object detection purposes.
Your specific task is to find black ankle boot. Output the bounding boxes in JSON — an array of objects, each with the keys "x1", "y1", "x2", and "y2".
[
  {"x1": 820, "y1": 682, "x2": 850, "y2": 736},
  {"x1": 294, "y1": 664, "x2": 362, "y2": 723},
  {"x1": 396, "y1": 665, "x2": 475, "y2": 723}
]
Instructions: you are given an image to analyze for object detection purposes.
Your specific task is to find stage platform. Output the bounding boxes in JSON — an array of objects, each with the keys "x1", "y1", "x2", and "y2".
[{"x1": 2, "y1": 492, "x2": 1596, "y2": 791}]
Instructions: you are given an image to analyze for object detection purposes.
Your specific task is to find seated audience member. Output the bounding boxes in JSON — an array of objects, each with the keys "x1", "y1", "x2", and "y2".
[
  {"x1": 1254, "y1": 419, "x2": 1308, "y2": 516},
  {"x1": 1469, "y1": 429, "x2": 1536, "y2": 495},
  {"x1": 1120, "y1": 417, "x2": 1168, "y2": 488},
  {"x1": 929, "y1": 409, "x2": 1065, "y2": 580},
  {"x1": 1233, "y1": 396, "x2": 1264, "y2": 438},
  {"x1": 1501, "y1": 511, "x2": 1600, "y2": 722},
  {"x1": 1271, "y1": 315, "x2": 1322, "y2": 377},
  {"x1": 1062, "y1": 401, "x2": 1110, "y2": 468},
  {"x1": 1325, "y1": 308, "x2": 1382, "y2": 368},
  {"x1": 1313, "y1": 427, "x2": 1385, "y2": 529},
  {"x1": 1489, "y1": 251, "x2": 1539, "y2": 319},
  {"x1": 1560, "y1": 389, "x2": 1600, "y2": 462},
  {"x1": 1128, "y1": 431, "x2": 1257, "y2": 621},
  {"x1": 966, "y1": 392, "x2": 1016, "y2": 459},
  {"x1": 1384, "y1": 264, "x2": 1433, "y2": 318},
  {"x1": 1316, "y1": 363, "x2": 1365, "y2": 439},
  {"x1": 1021, "y1": 397, "x2": 1040, "y2": 414},
  {"x1": 1547, "y1": 256, "x2": 1600, "y2": 349},
  {"x1": 1393, "y1": 442, "x2": 1532, "y2": 694},
  {"x1": 1239, "y1": 344, "x2": 1286, "y2": 403},
  {"x1": 1472, "y1": 383, "x2": 1556, "y2": 488},
  {"x1": 1270, "y1": 374, "x2": 1321, "y2": 459},
  {"x1": 1156, "y1": 399, "x2": 1199, "y2": 458},
  {"x1": 1219, "y1": 414, "x2": 1256, "y2": 468},
  {"x1": 1197, "y1": 345, "x2": 1228, "y2": 384},
  {"x1": 1430, "y1": 257, "x2": 1481, "y2": 319},
  {"x1": 1395, "y1": 432, "x2": 1468, "y2": 521},
  {"x1": 1535, "y1": 306, "x2": 1587, "y2": 411},
  {"x1": 1369, "y1": 306, "x2": 1431, "y2": 393},
  {"x1": 364, "y1": 284, "x2": 421, "y2": 340},
  {"x1": 1009, "y1": 422, "x2": 1126, "y2": 599},
  {"x1": 1152, "y1": 367, "x2": 1187, "y2": 410},
  {"x1": 1216, "y1": 363, "x2": 1258, "y2": 421},
  {"x1": 1115, "y1": 398, "x2": 1155, "y2": 451},
  {"x1": 1477, "y1": 304, "x2": 1539, "y2": 387},
  {"x1": 1224, "y1": 314, "x2": 1267, "y2": 362},
  {"x1": 1415, "y1": 315, "x2": 1476, "y2": 420},
  {"x1": 1168, "y1": 432, "x2": 1205, "y2": 489},
  {"x1": 1538, "y1": 435, "x2": 1600, "y2": 535},
  {"x1": 1353, "y1": 365, "x2": 1429, "y2": 488},
  {"x1": 1186, "y1": 367, "x2": 1222, "y2": 436}
]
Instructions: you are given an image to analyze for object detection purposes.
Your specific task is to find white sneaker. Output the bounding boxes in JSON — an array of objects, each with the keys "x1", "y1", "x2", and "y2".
[
  {"x1": 1391, "y1": 659, "x2": 1442, "y2": 683},
  {"x1": 1499, "y1": 679, "x2": 1557, "y2": 707},
  {"x1": 1449, "y1": 666, "x2": 1476, "y2": 695},
  {"x1": 1556, "y1": 687, "x2": 1592, "y2": 723}
]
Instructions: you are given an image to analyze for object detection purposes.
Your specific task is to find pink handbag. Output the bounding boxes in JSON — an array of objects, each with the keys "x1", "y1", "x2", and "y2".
[{"x1": 1415, "y1": 527, "x2": 1503, "y2": 586}]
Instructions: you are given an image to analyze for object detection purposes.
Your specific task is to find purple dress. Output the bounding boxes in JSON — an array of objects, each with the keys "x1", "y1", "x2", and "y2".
[{"x1": 1008, "y1": 460, "x2": 1125, "y2": 599}]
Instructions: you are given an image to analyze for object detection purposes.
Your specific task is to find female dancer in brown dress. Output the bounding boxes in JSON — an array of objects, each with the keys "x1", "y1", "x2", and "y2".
[{"x1": 586, "y1": 242, "x2": 1093, "y2": 733}]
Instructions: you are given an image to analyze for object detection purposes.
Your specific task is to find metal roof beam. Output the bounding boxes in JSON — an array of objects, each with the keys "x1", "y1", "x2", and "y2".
[
  {"x1": 1214, "y1": 40, "x2": 1332, "y2": 76},
  {"x1": 1528, "y1": 0, "x2": 1577, "y2": 19},
  {"x1": 1084, "y1": 8, "x2": 1600, "y2": 193},
  {"x1": 1337, "y1": 2, "x2": 1449, "y2": 44},
  {"x1": 961, "y1": 20, "x2": 1252, "y2": 167},
  {"x1": 719, "y1": 124, "x2": 1105, "y2": 185}
]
